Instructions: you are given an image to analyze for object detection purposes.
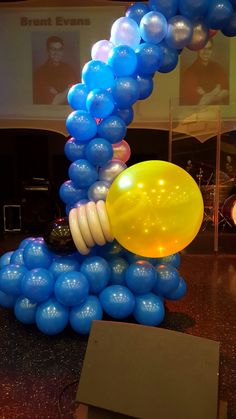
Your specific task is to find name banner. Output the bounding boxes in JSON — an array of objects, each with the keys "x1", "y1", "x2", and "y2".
[{"x1": 0, "y1": 5, "x2": 235, "y2": 140}]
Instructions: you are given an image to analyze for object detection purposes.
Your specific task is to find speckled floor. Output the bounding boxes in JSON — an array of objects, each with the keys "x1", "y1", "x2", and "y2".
[{"x1": 0, "y1": 247, "x2": 236, "y2": 418}]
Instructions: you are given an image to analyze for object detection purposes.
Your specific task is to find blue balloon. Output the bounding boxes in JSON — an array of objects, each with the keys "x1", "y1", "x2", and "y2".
[
  {"x1": 0, "y1": 264, "x2": 27, "y2": 296},
  {"x1": 133, "y1": 293, "x2": 165, "y2": 326},
  {"x1": 67, "y1": 83, "x2": 88, "y2": 110},
  {"x1": 54, "y1": 271, "x2": 89, "y2": 306},
  {"x1": 85, "y1": 138, "x2": 113, "y2": 167},
  {"x1": 36, "y1": 297, "x2": 69, "y2": 335},
  {"x1": 110, "y1": 17, "x2": 141, "y2": 50},
  {"x1": 70, "y1": 295, "x2": 103, "y2": 334},
  {"x1": 165, "y1": 16, "x2": 193, "y2": 49},
  {"x1": 98, "y1": 240, "x2": 124, "y2": 259},
  {"x1": 136, "y1": 43, "x2": 163, "y2": 75},
  {"x1": 14, "y1": 296, "x2": 37, "y2": 324},
  {"x1": 21, "y1": 268, "x2": 54, "y2": 303},
  {"x1": 88, "y1": 181, "x2": 110, "y2": 202},
  {"x1": 0, "y1": 290, "x2": 16, "y2": 308},
  {"x1": 64, "y1": 138, "x2": 86, "y2": 162},
  {"x1": 179, "y1": 0, "x2": 209, "y2": 20},
  {"x1": 222, "y1": 12, "x2": 236, "y2": 35},
  {"x1": 148, "y1": 0, "x2": 179, "y2": 19},
  {"x1": 135, "y1": 74, "x2": 154, "y2": 99},
  {"x1": 118, "y1": 251, "x2": 158, "y2": 265},
  {"x1": 68, "y1": 159, "x2": 98, "y2": 189},
  {"x1": 49, "y1": 257, "x2": 80, "y2": 278},
  {"x1": 158, "y1": 42, "x2": 179, "y2": 73},
  {"x1": 112, "y1": 106, "x2": 134, "y2": 126},
  {"x1": 10, "y1": 249, "x2": 25, "y2": 266},
  {"x1": 125, "y1": 261, "x2": 157, "y2": 294},
  {"x1": 59, "y1": 180, "x2": 88, "y2": 205},
  {"x1": 98, "y1": 160, "x2": 127, "y2": 183},
  {"x1": 205, "y1": 0, "x2": 233, "y2": 29},
  {"x1": 165, "y1": 277, "x2": 187, "y2": 300},
  {"x1": 153, "y1": 265, "x2": 180, "y2": 296},
  {"x1": 66, "y1": 199, "x2": 89, "y2": 216},
  {"x1": 126, "y1": 2, "x2": 150, "y2": 24},
  {"x1": 66, "y1": 110, "x2": 97, "y2": 142},
  {"x1": 108, "y1": 45, "x2": 138, "y2": 77},
  {"x1": 80, "y1": 256, "x2": 111, "y2": 294},
  {"x1": 86, "y1": 89, "x2": 115, "y2": 119},
  {"x1": 82, "y1": 60, "x2": 115, "y2": 90},
  {"x1": 18, "y1": 237, "x2": 35, "y2": 250},
  {"x1": 97, "y1": 116, "x2": 127, "y2": 144},
  {"x1": 23, "y1": 240, "x2": 52, "y2": 270},
  {"x1": 0, "y1": 251, "x2": 14, "y2": 268},
  {"x1": 99, "y1": 285, "x2": 135, "y2": 319},
  {"x1": 140, "y1": 11, "x2": 168, "y2": 44},
  {"x1": 111, "y1": 77, "x2": 140, "y2": 108},
  {"x1": 109, "y1": 257, "x2": 129, "y2": 286},
  {"x1": 156, "y1": 252, "x2": 181, "y2": 268}
]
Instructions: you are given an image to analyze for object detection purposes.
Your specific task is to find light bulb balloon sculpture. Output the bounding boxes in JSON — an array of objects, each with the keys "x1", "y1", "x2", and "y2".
[
  {"x1": 66, "y1": 160, "x2": 203, "y2": 259},
  {"x1": 0, "y1": 0, "x2": 236, "y2": 335}
]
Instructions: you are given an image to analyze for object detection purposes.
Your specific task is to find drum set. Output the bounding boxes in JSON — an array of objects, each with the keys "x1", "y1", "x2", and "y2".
[{"x1": 189, "y1": 163, "x2": 236, "y2": 231}]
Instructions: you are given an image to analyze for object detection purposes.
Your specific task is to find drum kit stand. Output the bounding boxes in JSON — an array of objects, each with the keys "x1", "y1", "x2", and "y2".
[{"x1": 195, "y1": 167, "x2": 236, "y2": 231}]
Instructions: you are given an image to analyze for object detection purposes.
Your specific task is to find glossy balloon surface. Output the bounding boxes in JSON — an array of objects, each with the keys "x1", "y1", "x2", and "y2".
[
  {"x1": 80, "y1": 256, "x2": 111, "y2": 294},
  {"x1": 148, "y1": 0, "x2": 179, "y2": 20},
  {"x1": 44, "y1": 217, "x2": 75, "y2": 255},
  {"x1": 14, "y1": 296, "x2": 37, "y2": 324},
  {"x1": 64, "y1": 138, "x2": 86, "y2": 162},
  {"x1": 21, "y1": 268, "x2": 54, "y2": 303},
  {"x1": 91, "y1": 40, "x2": 114, "y2": 62},
  {"x1": 140, "y1": 11, "x2": 168, "y2": 44},
  {"x1": 59, "y1": 181, "x2": 88, "y2": 205},
  {"x1": 99, "y1": 285, "x2": 135, "y2": 319},
  {"x1": 112, "y1": 140, "x2": 131, "y2": 163},
  {"x1": 133, "y1": 293, "x2": 165, "y2": 326},
  {"x1": 0, "y1": 264, "x2": 28, "y2": 296},
  {"x1": 165, "y1": 276, "x2": 187, "y2": 300},
  {"x1": 165, "y1": 16, "x2": 193, "y2": 49},
  {"x1": 70, "y1": 295, "x2": 103, "y2": 334},
  {"x1": 110, "y1": 17, "x2": 141, "y2": 50},
  {"x1": 54, "y1": 271, "x2": 89, "y2": 306},
  {"x1": 36, "y1": 298, "x2": 69, "y2": 335},
  {"x1": 67, "y1": 83, "x2": 88, "y2": 110},
  {"x1": 109, "y1": 257, "x2": 129, "y2": 286},
  {"x1": 23, "y1": 240, "x2": 52, "y2": 269},
  {"x1": 106, "y1": 161, "x2": 204, "y2": 257},
  {"x1": 153, "y1": 264, "x2": 180, "y2": 296},
  {"x1": 125, "y1": 261, "x2": 157, "y2": 294},
  {"x1": 0, "y1": 251, "x2": 14, "y2": 268},
  {"x1": 187, "y1": 21, "x2": 209, "y2": 51},
  {"x1": 0, "y1": 290, "x2": 16, "y2": 308}
]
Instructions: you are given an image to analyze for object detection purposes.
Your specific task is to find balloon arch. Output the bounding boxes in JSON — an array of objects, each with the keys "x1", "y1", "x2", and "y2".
[{"x1": 0, "y1": 0, "x2": 236, "y2": 335}]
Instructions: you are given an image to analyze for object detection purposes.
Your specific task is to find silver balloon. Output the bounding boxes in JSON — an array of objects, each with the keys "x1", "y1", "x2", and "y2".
[
  {"x1": 88, "y1": 181, "x2": 110, "y2": 202},
  {"x1": 166, "y1": 16, "x2": 193, "y2": 50},
  {"x1": 99, "y1": 159, "x2": 127, "y2": 183},
  {"x1": 187, "y1": 21, "x2": 209, "y2": 51}
]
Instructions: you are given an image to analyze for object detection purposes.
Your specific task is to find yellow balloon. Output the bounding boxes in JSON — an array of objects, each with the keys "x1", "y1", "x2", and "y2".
[{"x1": 106, "y1": 160, "x2": 204, "y2": 258}]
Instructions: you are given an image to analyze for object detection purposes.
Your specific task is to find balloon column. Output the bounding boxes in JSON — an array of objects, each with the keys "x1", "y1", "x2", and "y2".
[{"x1": 0, "y1": 0, "x2": 236, "y2": 335}]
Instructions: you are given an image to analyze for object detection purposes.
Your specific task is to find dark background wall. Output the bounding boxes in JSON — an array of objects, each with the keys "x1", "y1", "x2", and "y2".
[
  {"x1": 1, "y1": 127, "x2": 235, "y2": 234},
  {"x1": 0, "y1": 128, "x2": 169, "y2": 234}
]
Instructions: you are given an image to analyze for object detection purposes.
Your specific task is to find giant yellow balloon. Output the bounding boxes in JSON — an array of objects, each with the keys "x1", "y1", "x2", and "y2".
[{"x1": 106, "y1": 160, "x2": 204, "y2": 257}]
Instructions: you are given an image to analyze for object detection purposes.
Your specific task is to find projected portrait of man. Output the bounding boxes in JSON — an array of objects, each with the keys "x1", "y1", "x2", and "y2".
[
  {"x1": 33, "y1": 35, "x2": 78, "y2": 105},
  {"x1": 180, "y1": 39, "x2": 229, "y2": 106}
]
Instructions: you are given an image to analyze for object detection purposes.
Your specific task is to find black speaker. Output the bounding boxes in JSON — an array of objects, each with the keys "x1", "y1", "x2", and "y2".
[{"x1": 21, "y1": 178, "x2": 57, "y2": 234}]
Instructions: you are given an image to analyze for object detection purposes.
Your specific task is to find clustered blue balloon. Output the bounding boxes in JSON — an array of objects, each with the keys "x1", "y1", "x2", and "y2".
[
  {"x1": 0, "y1": 0, "x2": 236, "y2": 335},
  {"x1": 63, "y1": 0, "x2": 236, "y2": 214},
  {"x1": 0, "y1": 237, "x2": 186, "y2": 334}
]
